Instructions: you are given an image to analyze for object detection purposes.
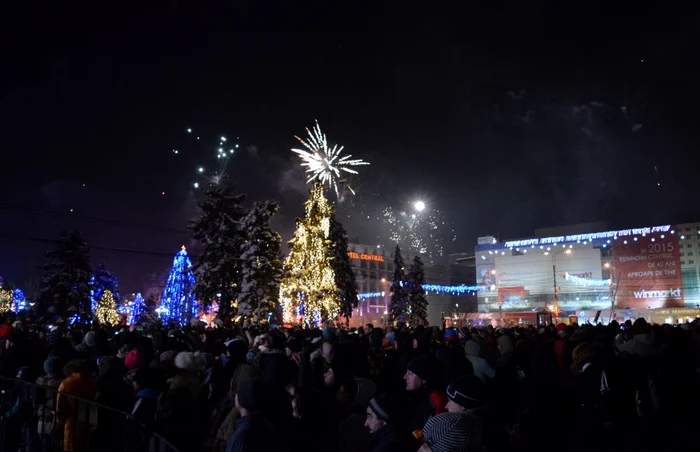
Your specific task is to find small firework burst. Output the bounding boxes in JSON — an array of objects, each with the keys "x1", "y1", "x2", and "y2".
[{"x1": 180, "y1": 128, "x2": 239, "y2": 189}]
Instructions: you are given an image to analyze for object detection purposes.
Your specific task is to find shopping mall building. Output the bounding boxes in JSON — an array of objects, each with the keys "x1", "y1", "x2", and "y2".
[{"x1": 468, "y1": 221, "x2": 700, "y2": 326}]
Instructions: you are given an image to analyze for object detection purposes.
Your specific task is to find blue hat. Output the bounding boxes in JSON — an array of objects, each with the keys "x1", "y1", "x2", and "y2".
[{"x1": 44, "y1": 357, "x2": 63, "y2": 376}]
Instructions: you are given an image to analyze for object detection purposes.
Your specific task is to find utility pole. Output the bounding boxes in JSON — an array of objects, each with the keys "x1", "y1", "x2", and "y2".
[{"x1": 552, "y1": 261, "x2": 559, "y2": 324}]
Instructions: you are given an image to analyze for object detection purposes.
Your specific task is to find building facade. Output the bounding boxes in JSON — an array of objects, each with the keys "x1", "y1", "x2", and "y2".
[{"x1": 474, "y1": 222, "x2": 700, "y2": 325}]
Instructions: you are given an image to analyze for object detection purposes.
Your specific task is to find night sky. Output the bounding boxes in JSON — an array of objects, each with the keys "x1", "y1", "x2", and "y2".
[{"x1": 2, "y1": 1, "x2": 699, "y2": 292}]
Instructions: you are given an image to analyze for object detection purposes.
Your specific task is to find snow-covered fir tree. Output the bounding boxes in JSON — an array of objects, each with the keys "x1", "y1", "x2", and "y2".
[
  {"x1": 91, "y1": 261, "x2": 120, "y2": 312},
  {"x1": 130, "y1": 293, "x2": 145, "y2": 325},
  {"x1": 329, "y1": 218, "x2": 358, "y2": 324},
  {"x1": 39, "y1": 231, "x2": 93, "y2": 316},
  {"x1": 388, "y1": 245, "x2": 408, "y2": 323},
  {"x1": 406, "y1": 255, "x2": 429, "y2": 326},
  {"x1": 189, "y1": 184, "x2": 246, "y2": 317},
  {"x1": 237, "y1": 200, "x2": 283, "y2": 323},
  {"x1": 138, "y1": 294, "x2": 160, "y2": 327}
]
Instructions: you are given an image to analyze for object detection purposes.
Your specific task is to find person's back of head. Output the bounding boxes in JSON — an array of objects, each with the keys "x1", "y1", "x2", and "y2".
[{"x1": 633, "y1": 318, "x2": 651, "y2": 335}]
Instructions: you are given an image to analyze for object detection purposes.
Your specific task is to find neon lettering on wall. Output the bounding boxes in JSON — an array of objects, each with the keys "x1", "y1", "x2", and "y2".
[
  {"x1": 348, "y1": 252, "x2": 385, "y2": 262},
  {"x1": 564, "y1": 273, "x2": 611, "y2": 287},
  {"x1": 498, "y1": 225, "x2": 672, "y2": 249}
]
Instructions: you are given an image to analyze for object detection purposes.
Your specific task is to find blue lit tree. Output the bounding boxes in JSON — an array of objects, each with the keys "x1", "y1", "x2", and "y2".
[
  {"x1": 160, "y1": 246, "x2": 197, "y2": 326},
  {"x1": 130, "y1": 293, "x2": 145, "y2": 325},
  {"x1": 12, "y1": 289, "x2": 27, "y2": 312}
]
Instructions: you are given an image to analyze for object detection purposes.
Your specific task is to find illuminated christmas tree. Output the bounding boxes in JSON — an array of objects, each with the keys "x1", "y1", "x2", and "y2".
[
  {"x1": 12, "y1": 289, "x2": 27, "y2": 312},
  {"x1": 0, "y1": 287, "x2": 13, "y2": 314},
  {"x1": 130, "y1": 293, "x2": 145, "y2": 325},
  {"x1": 94, "y1": 290, "x2": 121, "y2": 325},
  {"x1": 160, "y1": 246, "x2": 197, "y2": 326},
  {"x1": 280, "y1": 184, "x2": 339, "y2": 325}
]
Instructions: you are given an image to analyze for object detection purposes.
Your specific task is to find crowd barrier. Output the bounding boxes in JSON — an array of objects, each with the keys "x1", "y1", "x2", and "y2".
[{"x1": 0, "y1": 378, "x2": 179, "y2": 452}]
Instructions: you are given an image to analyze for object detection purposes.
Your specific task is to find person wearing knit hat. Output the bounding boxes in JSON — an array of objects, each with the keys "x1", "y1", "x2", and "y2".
[
  {"x1": 365, "y1": 394, "x2": 408, "y2": 451},
  {"x1": 43, "y1": 357, "x2": 64, "y2": 378},
  {"x1": 366, "y1": 394, "x2": 394, "y2": 433},
  {"x1": 404, "y1": 355, "x2": 446, "y2": 437},
  {"x1": 405, "y1": 355, "x2": 434, "y2": 390},
  {"x1": 420, "y1": 412, "x2": 483, "y2": 452},
  {"x1": 227, "y1": 378, "x2": 275, "y2": 451},
  {"x1": 446, "y1": 376, "x2": 487, "y2": 413},
  {"x1": 174, "y1": 351, "x2": 200, "y2": 373}
]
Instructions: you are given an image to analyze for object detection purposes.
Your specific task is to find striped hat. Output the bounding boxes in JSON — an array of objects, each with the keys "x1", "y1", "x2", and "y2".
[
  {"x1": 368, "y1": 394, "x2": 394, "y2": 422},
  {"x1": 423, "y1": 412, "x2": 482, "y2": 452}
]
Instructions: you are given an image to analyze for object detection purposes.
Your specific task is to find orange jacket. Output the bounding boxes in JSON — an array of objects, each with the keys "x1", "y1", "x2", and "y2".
[{"x1": 56, "y1": 373, "x2": 98, "y2": 452}]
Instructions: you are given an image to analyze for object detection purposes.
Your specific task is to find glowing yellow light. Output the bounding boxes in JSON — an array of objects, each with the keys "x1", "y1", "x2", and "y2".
[
  {"x1": 0, "y1": 289, "x2": 13, "y2": 313},
  {"x1": 280, "y1": 184, "x2": 339, "y2": 325},
  {"x1": 95, "y1": 290, "x2": 121, "y2": 325}
]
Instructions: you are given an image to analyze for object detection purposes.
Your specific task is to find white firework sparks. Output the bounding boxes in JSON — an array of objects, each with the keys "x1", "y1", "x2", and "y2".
[
  {"x1": 291, "y1": 121, "x2": 369, "y2": 198},
  {"x1": 182, "y1": 127, "x2": 239, "y2": 189},
  {"x1": 382, "y1": 205, "x2": 456, "y2": 263}
]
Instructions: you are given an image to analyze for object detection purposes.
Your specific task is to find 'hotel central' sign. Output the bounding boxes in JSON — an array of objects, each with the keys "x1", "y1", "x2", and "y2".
[{"x1": 348, "y1": 252, "x2": 384, "y2": 262}]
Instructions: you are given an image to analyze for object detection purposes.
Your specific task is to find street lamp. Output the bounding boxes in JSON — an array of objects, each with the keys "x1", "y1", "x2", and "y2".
[
  {"x1": 552, "y1": 249, "x2": 572, "y2": 324},
  {"x1": 603, "y1": 262, "x2": 618, "y2": 322},
  {"x1": 414, "y1": 201, "x2": 426, "y2": 212},
  {"x1": 490, "y1": 269, "x2": 506, "y2": 324}
]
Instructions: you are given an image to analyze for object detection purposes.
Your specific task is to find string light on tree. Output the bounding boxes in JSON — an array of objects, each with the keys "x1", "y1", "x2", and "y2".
[
  {"x1": 280, "y1": 184, "x2": 339, "y2": 325},
  {"x1": 12, "y1": 289, "x2": 26, "y2": 312},
  {"x1": 130, "y1": 293, "x2": 146, "y2": 325},
  {"x1": 94, "y1": 290, "x2": 121, "y2": 325},
  {"x1": 160, "y1": 246, "x2": 197, "y2": 326},
  {"x1": 0, "y1": 289, "x2": 13, "y2": 313}
]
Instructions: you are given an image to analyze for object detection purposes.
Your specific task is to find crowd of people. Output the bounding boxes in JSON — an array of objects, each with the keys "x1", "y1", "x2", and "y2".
[{"x1": 0, "y1": 314, "x2": 699, "y2": 452}]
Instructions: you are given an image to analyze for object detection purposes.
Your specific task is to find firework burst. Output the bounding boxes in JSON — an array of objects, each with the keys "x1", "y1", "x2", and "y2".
[
  {"x1": 382, "y1": 204, "x2": 456, "y2": 263},
  {"x1": 291, "y1": 121, "x2": 369, "y2": 198},
  {"x1": 179, "y1": 128, "x2": 239, "y2": 189}
]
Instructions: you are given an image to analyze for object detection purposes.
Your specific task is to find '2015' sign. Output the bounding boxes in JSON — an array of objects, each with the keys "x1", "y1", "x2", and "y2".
[{"x1": 347, "y1": 252, "x2": 384, "y2": 262}]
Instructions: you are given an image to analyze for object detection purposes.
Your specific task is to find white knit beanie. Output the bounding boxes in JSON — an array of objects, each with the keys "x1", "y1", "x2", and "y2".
[{"x1": 174, "y1": 352, "x2": 199, "y2": 373}]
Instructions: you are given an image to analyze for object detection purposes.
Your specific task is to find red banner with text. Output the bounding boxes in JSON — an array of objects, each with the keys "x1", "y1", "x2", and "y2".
[{"x1": 613, "y1": 234, "x2": 684, "y2": 309}]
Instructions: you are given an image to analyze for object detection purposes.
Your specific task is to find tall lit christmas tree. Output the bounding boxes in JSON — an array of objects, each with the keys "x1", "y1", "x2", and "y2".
[
  {"x1": 130, "y1": 293, "x2": 145, "y2": 325},
  {"x1": 280, "y1": 184, "x2": 339, "y2": 325},
  {"x1": 95, "y1": 290, "x2": 121, "y2": 325},
  {"x1": 160, "y1": 246, "x2": 197, "y2": 326}
]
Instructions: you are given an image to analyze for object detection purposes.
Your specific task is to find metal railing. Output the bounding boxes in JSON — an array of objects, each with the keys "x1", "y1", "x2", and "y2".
[{"x1": 0, "y1": 378, "x2": 179, "y2": 452}]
